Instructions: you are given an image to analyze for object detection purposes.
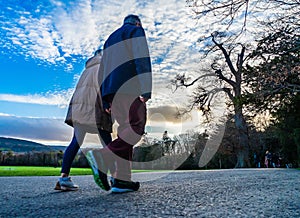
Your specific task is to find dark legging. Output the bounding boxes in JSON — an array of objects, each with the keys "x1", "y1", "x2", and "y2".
[{"x1": 61, "y1": 128, "x2": 112, "y2": 174}]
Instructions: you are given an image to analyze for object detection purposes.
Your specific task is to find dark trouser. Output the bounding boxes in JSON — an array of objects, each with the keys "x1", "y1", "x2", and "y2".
[
  {"x1": 61, "y1": 127, "x2": 112, "y2": 174},
  {"x1": 105, "y1": 95, "x2": 146, "y2": 181}
]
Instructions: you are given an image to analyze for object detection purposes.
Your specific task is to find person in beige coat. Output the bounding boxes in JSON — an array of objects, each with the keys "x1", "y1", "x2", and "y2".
[{"x1": 54, "y1": 49, "x2": 113, "y2": 191}]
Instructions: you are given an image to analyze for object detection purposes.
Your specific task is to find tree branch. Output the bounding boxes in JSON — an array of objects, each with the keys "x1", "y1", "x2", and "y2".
[
  {"x1": 223, "y1": 87, "x2": 234, "y2": 100},
  {"x1": 214, "y1": 69, "x2": 237, "y2": 88},
  {"x1": 211, "y1": 33, "x2": 237, "y2": 76},
  {"x1": 172, "y1": 73, "x2": 216, "y2": 92}
]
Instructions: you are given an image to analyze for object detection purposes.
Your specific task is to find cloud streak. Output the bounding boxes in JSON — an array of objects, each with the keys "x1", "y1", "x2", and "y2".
[
  {"x1": 2, "y1": 0, "x2": 200, "y2": 79},
  {"x1": 0, "y1": 90, "x2": 72, "y2": 107}
]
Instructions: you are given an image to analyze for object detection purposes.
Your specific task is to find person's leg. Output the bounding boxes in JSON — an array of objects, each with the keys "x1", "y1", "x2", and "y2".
[
  {"x1": 98, "y1": 129, "x2": 112, "y2": 146},
  {"x1": 61, "y1": 127, "x2": 86, "y2": 177},
  {"x1": 108, "y1": 97, "x2": 146, "y2": 181},
  {"x1": 97, "y1": 129, "x2": 116, "y2": 177},
  {"x1": 54, "y1": 127, "x2": 86, "y2": 190}
]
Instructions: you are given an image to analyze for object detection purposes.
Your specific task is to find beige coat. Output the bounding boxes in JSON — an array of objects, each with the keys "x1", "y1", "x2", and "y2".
[{"x1": 65, "y1": 53, "x2": 112, "y2": 133}]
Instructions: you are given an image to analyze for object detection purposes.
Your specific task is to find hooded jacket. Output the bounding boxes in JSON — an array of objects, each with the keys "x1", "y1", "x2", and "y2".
[{"x1": 65, "y1": 53, "x2": 112, "y2": 133}]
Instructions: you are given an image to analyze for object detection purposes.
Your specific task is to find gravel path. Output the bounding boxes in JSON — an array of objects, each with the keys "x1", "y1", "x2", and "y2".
[{"x1": 0, "y1": 168, "x2": 299, "y2": 217}]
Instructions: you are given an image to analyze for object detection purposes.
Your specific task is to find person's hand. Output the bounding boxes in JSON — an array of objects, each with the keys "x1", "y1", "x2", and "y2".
[
  {"x1": 139, "y1": 96, "x2": 149, "y2": 103},
  {"x1": 105, "y1": 108, "x2": 111, "y2": 114}
]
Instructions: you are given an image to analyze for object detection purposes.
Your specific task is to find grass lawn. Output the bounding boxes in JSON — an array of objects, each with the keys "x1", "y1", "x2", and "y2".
[
  {"x1": 0, "y1": 166, "x2": 92, "y2": 176},
  {"x1": 0, "y1": 166, "x2": 156, "y2": 176}
]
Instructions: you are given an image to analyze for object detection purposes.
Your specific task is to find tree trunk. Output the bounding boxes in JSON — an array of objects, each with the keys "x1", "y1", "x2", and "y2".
[
  {"x1": 234, "y1": 108, "x2": 250, "y2": 168},
  {"x1": 294, "y1": 128, "x2": 300, "y2": 168}
]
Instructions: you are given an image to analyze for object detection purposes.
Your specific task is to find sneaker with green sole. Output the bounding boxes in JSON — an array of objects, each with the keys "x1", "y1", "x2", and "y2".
[{"x1": 85, "y1": 150, "x2": 110, "y2": 191}]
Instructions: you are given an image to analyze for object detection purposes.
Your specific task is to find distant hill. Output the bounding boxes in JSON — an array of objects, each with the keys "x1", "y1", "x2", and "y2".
[{"x1": 0, "y1": 137, "x2": 66, "y2": 153}]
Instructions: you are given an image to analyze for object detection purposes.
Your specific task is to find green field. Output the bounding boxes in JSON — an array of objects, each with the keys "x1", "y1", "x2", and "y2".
[
  {"x1": 0, "y1": 166, "x2": 156, "y2": 176},
  {"x1": 0, "y1": 166, "x2": 92, "y2": 176}
]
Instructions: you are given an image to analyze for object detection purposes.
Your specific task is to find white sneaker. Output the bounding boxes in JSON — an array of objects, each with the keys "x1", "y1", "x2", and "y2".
[{"x1": 54, "y1": 177, "x2": 79, "y2": 191}]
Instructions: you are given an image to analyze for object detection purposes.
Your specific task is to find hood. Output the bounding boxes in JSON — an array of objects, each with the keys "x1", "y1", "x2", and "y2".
[{"x1": 85, "y1": 54, "x2": 101, "y2": 68}]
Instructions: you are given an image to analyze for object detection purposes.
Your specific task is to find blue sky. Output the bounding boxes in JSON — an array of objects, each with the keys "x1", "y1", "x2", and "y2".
[{"x1": 0, "y1": 0, "x2": 206, "y2": 145}]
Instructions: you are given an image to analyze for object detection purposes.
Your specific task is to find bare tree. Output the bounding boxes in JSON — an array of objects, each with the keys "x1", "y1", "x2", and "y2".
[
  {"x1": 173, "y1": 32, "x2": 250, "y2": 167},
  {"x1": 173, "y1": 0, "x2": 300, "y2": 167}
]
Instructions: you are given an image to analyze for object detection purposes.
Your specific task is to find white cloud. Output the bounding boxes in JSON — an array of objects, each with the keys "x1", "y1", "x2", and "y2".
[
  {"x1": 0, "y1": 90, "x2": 73, "y2": 108},
  {"x1": 0, "y1": 113, "x2": 11, "y2": 117},
  {"x1": 2, "y1": 0, "x2": 201, "y2": 83}
]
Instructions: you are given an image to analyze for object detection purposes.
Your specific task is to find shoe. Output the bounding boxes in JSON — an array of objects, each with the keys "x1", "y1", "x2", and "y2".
[
  {"x1": 111, "y1": 179, "x2": 140, "y2": 193},
  {"x1": 85, "y1": 150, "x2": 110, "y2": 191},
  {"x1": 110, "y1": 176, "x2": 115, "y2": 186},
  {"x1": 54, "y1": 181, "x2": 61, "y2": 190},
  {"x1": 54, "y1": 177, "x2": 79, "y2": 191}
]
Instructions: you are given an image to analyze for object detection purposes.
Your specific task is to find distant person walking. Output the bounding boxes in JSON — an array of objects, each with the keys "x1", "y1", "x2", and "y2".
[
  {"x1": 162, "y1": 130, "x2": 171, "y2": 153},
  {"x1": 264, "y1": 150, "x2": 272, "y2": 168},
  {"x1": 162, "y1": 130, "x2": 171, "y2": 141},
  {"x1": 54, "y1": 49, "x2": 113, "y2": 191},
  {"x1": 162, "y1": 131, "x2": 177, "y2": 154},
  {"x1": 87, "y1": 14, "x2": 152, "y2": 193}
]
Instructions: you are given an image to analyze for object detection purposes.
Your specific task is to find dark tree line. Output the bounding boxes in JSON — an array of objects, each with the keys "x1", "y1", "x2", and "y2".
[{"x1": 0, "y1": 150, "x2": 89, "y2": 168}]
